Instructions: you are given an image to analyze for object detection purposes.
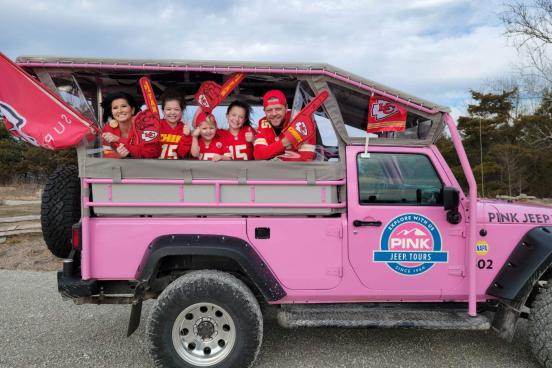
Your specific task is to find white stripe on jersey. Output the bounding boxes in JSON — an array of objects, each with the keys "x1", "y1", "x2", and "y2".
[{"x1": 298, "y1": 143, "x2": 316, "y2": 152}]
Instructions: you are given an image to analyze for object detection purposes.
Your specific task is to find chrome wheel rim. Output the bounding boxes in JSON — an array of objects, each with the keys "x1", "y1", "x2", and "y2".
[{"x1": 172, "y1": 302, "x2": 236, "y2": 366}]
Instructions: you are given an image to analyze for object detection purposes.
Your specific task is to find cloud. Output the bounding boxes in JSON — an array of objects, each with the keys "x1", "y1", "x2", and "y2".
[{"x1": 0, "y1": 0, "x2": 518, "y2": 115}]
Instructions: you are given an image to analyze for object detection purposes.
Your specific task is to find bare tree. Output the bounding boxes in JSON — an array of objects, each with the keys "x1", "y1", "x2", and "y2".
[{"x1": 502, "y1": 0, "x2": 552, "y2": 83}]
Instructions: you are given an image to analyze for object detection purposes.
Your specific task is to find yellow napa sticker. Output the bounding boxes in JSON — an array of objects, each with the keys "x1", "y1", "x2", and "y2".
[{"x1": 476, "y1": 240, "x2": 489, "y2": 256}]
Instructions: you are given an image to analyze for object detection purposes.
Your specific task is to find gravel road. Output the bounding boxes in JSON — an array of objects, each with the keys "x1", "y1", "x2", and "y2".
[{"x1": 0, "y1": 270, "x2": 542, "y2": 368}]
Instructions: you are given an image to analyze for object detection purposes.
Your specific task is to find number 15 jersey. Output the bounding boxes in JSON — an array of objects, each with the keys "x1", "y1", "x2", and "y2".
[{"x1": 217, "y1": 126, "x2": 255, "y2": 160}]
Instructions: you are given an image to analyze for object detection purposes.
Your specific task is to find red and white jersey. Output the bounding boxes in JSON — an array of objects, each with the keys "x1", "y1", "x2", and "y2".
[
  {"x1": 158, "y1": 119, "x2": 192, "y2": 159},
  {"x1": 217, "y1": 126, "x2": 255, "y2": 160},
  {"x1": 197, "y1": 137, "x2": 232, "y2": 161},
  {"x1": 253, "y1": 112, "x2": 316, "y2": 161}
]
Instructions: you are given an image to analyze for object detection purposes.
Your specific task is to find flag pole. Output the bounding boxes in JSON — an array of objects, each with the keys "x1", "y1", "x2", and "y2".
[
  {"x1": 361, "y1": 132, "x2": 370, "y2": 158},
  {"x1": 361, "y1": 92, "x2": 375, "y2": 159}
]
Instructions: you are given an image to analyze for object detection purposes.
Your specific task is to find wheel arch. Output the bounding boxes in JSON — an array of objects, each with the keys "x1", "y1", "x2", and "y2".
[
  {"x1": 486, "y1": 226, "x2": 552, "y2": 341},
  {"x1": 487, "y1": 226, "x2": 552, "y2": 301},
  {"x1": 135, "y1": 234, "x2": 287, "y2": 302}
]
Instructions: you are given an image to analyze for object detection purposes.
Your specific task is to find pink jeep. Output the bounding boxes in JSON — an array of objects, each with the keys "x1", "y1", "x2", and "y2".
[{"x1": 10, "y1": 56, "x2": 552, "y2": 368}]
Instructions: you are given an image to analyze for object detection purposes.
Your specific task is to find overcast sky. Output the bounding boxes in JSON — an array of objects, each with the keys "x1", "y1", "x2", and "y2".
[{"x1": 0, "y1": 0, "x2": 519, "y2": 118}]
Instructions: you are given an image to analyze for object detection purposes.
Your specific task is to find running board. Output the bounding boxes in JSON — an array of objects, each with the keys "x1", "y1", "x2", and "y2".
[{"x1": 277, "y1": 303, "x2": 491, "y2": 330}]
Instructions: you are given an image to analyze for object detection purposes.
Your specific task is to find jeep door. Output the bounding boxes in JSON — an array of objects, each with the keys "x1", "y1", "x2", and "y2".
[{"x1": 346, "y1": 145, "x2": 466, "y2": 299}]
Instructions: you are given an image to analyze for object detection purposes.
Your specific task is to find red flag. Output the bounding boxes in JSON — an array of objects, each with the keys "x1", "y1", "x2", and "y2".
[
  {"x1": 367, "y1": 96, "x2": 407, "y2": 133},
  {"x1": 0, "y1": 53, "x2": 98, "y2": 150}
]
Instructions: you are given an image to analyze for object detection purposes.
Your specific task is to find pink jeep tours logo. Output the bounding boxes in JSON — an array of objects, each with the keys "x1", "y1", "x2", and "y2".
[{"x1": 373, "y1": 214, "x2": 448, "y2": 276}]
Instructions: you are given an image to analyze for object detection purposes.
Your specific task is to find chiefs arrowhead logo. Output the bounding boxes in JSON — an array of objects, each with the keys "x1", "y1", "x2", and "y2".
[
  {"x1": 0, "y1": 101, "x2": 38, "y2": 146},
  {"x1": 141, "y1": 130, "x2": 158, "y2": 142},
  {"x1": 198, "y1": 94, "x2": 210, "y2": 109},
  {"x1": 371, "y1": 99, "x2": 400, "y2": 121},
  {"x1": 294, "y1": 121, "x2": 308, "y2": 136}
]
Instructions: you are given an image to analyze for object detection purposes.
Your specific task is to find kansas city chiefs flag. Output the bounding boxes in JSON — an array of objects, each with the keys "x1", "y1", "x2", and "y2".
[
  {"x1": 0, "y1": 53, "x2": 98, "y2": 150},
  {"x1": 367, "y1": 96, "x2": 407, "y2": 133}
]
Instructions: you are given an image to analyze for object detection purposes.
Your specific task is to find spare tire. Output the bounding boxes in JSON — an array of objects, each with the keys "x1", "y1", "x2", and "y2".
[{"x1": 40, "y1": 165, "x2": 81, "y2": 258}]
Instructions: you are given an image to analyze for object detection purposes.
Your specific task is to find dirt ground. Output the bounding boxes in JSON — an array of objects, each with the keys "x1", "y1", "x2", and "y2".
[
  {"x1": 0, "y1": 233, "x2": 61, "y2": 271},
  {"x1": 0, "y1": 184, "x2": 61, "y2": 272}
]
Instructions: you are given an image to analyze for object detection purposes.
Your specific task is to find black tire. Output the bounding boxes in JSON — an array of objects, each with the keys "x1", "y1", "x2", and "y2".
[
  {"x1": 146, "y1": 270, "x2": 263, "y2": 368},
  {"x1": 528, "y1": 284, "x2": 552, "y2": 367},
  {"x1": 40, "y1": 165, "x2": 81, "y2": 258}
]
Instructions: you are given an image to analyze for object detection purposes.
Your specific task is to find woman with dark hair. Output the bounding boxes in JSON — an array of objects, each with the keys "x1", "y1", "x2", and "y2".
[
  {"x1": 101, "y1": 92, "x2": 136, "y2": 158},
  {"x1": 101, "y1": 91, "x2": 160, "y2": 159},
  {"x1": 217, "y1": 100, "x2": 256, "y2": 160}
]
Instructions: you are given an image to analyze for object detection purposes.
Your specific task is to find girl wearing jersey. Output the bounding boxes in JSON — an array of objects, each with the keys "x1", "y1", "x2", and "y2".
[
  {"x1": 217, "y1": 100, "x2": 255, "y2": 160},
  {"x1": 158, "y1": 89, "x2": 192, "y2": 160},
  {"x1": 190, "y1": 112, "x2": 232, "y2": 161}
]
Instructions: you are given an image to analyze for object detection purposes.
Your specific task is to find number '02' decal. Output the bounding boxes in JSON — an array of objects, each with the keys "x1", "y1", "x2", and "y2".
[{"x1": 477, "y1": 259, "x2": 493, "y2": 269}]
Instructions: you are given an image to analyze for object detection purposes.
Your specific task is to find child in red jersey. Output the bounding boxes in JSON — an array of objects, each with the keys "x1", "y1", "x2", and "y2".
[
  {"x1": 217, "y1": 101, "x2": 255, "y2": 160},
  {"x1": 190, "y1": 112, "x2": 232, "y2": 161},
  {"x1": 158, "y1": 89, "x2": 192, "y2": 159}
]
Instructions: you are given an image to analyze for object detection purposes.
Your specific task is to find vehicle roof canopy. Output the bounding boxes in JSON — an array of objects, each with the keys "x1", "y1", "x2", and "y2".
[{"x1": 17, "y1": 56, "x2": 450, "y2": 146}]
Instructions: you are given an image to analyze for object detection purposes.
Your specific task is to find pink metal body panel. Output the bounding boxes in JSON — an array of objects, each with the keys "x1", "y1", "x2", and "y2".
[
  {"x1": 470, "y1": 200, "x2": 552, "y2": 293},
  {"x1": 246, "y1": 217, "x2": 343, "y2": 290},
  {"x1": 85, "y1": 218, "x2": 249, "y2": 279}
]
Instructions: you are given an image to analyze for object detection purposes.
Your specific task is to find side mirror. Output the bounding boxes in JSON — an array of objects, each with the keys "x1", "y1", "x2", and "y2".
[
  {"x1": 442, "y1": 187, "x2": 462, "y2": 225},
  {"x1": 443, "y1": 187, "x2": 459, "y2": 211}
]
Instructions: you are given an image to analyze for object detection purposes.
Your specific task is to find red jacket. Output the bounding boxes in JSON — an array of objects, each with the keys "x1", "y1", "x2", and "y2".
[
  {"x1": 253, "y1": 112, "x2": 316, "y2": 161},
  {"x1": 101, "y1": 122, "x2": 161, "y2": 159}
]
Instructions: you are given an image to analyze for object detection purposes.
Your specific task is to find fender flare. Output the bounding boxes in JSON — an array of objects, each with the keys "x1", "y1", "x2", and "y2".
[
  {"x1": 135, "y1": 234, "x2": 286, "y2": 302},
  {"x1": 487, "y1": 226, "x2": 552, "y2": 300}
]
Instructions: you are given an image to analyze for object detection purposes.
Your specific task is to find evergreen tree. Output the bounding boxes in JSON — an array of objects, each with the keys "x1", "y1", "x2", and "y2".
[
  {"x1": 0, "y1": 116, "x2": 76, "y2": 184},
  {"x1": 456, "y1": 90, "x2": 519, "y2": 197}
]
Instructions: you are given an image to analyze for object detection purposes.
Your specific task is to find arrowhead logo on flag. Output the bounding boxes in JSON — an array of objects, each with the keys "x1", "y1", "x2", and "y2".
[
  {"x1": 0, "y1": 101, "x2": 38, "y2": 146},
  {"x1": 367, "y1": 96, "x2": 407, "y2": 133},
  {"x1": 198, "y1": 94, "x2": 210, "y2": 109},
  {"x1": 0, "y1": 53, "x2": 98, "y2": 150}
]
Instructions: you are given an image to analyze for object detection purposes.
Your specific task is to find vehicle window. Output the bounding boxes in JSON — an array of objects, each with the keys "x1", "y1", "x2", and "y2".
[{"x1": 357, "y1": 153, "x2": 443, "y2": 205}]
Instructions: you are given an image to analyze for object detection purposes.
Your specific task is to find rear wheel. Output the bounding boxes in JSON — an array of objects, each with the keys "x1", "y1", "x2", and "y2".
[
  {"x1": 40, "y1": 166, "x2": 80, "y2": 258},
  {"x1": 147, "y1": 270, "x2": 263, "y2": 368}
]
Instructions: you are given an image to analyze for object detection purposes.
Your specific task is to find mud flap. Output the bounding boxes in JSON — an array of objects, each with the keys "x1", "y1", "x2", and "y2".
[{"x1": 127, "y1": 283, "x2": 145, "y2": 337}]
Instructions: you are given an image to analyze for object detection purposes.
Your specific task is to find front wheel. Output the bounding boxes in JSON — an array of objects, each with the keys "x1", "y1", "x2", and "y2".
[
  {"x1": 146, "y1": 270, "x2": 263, "y2": 368},
  {"x1": 529, "y1": 283, "x2": 552, "y2": 367}
]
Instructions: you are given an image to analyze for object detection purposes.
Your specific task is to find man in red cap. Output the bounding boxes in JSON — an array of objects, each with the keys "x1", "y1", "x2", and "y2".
[{"x1": 253, "y1": 90, "x2": 316, "y2": 161}]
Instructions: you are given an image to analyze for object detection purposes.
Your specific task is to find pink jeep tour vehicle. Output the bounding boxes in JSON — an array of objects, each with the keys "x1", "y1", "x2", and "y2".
[{"x1": 4, "y1": 56, "x2": 552, "y2": 368}]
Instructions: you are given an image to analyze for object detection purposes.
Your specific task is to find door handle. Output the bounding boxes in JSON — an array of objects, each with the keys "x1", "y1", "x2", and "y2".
[{"x1": 353, "y1": 220, "x2": 382, "y2": 227}]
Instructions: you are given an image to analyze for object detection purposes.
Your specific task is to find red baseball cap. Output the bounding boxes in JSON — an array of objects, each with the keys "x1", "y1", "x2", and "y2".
[
  {"x1": 193, "y1": 111, "x2": 218, "y2": 128},
  {"x1": 263, "y1": 90, "x2": 287, "y2": 107}
]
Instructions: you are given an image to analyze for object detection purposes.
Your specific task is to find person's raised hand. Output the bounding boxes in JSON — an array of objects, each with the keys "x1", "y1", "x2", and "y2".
[{"x1": 116, "y1": 143, "x2": 130, "y2": 158}]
